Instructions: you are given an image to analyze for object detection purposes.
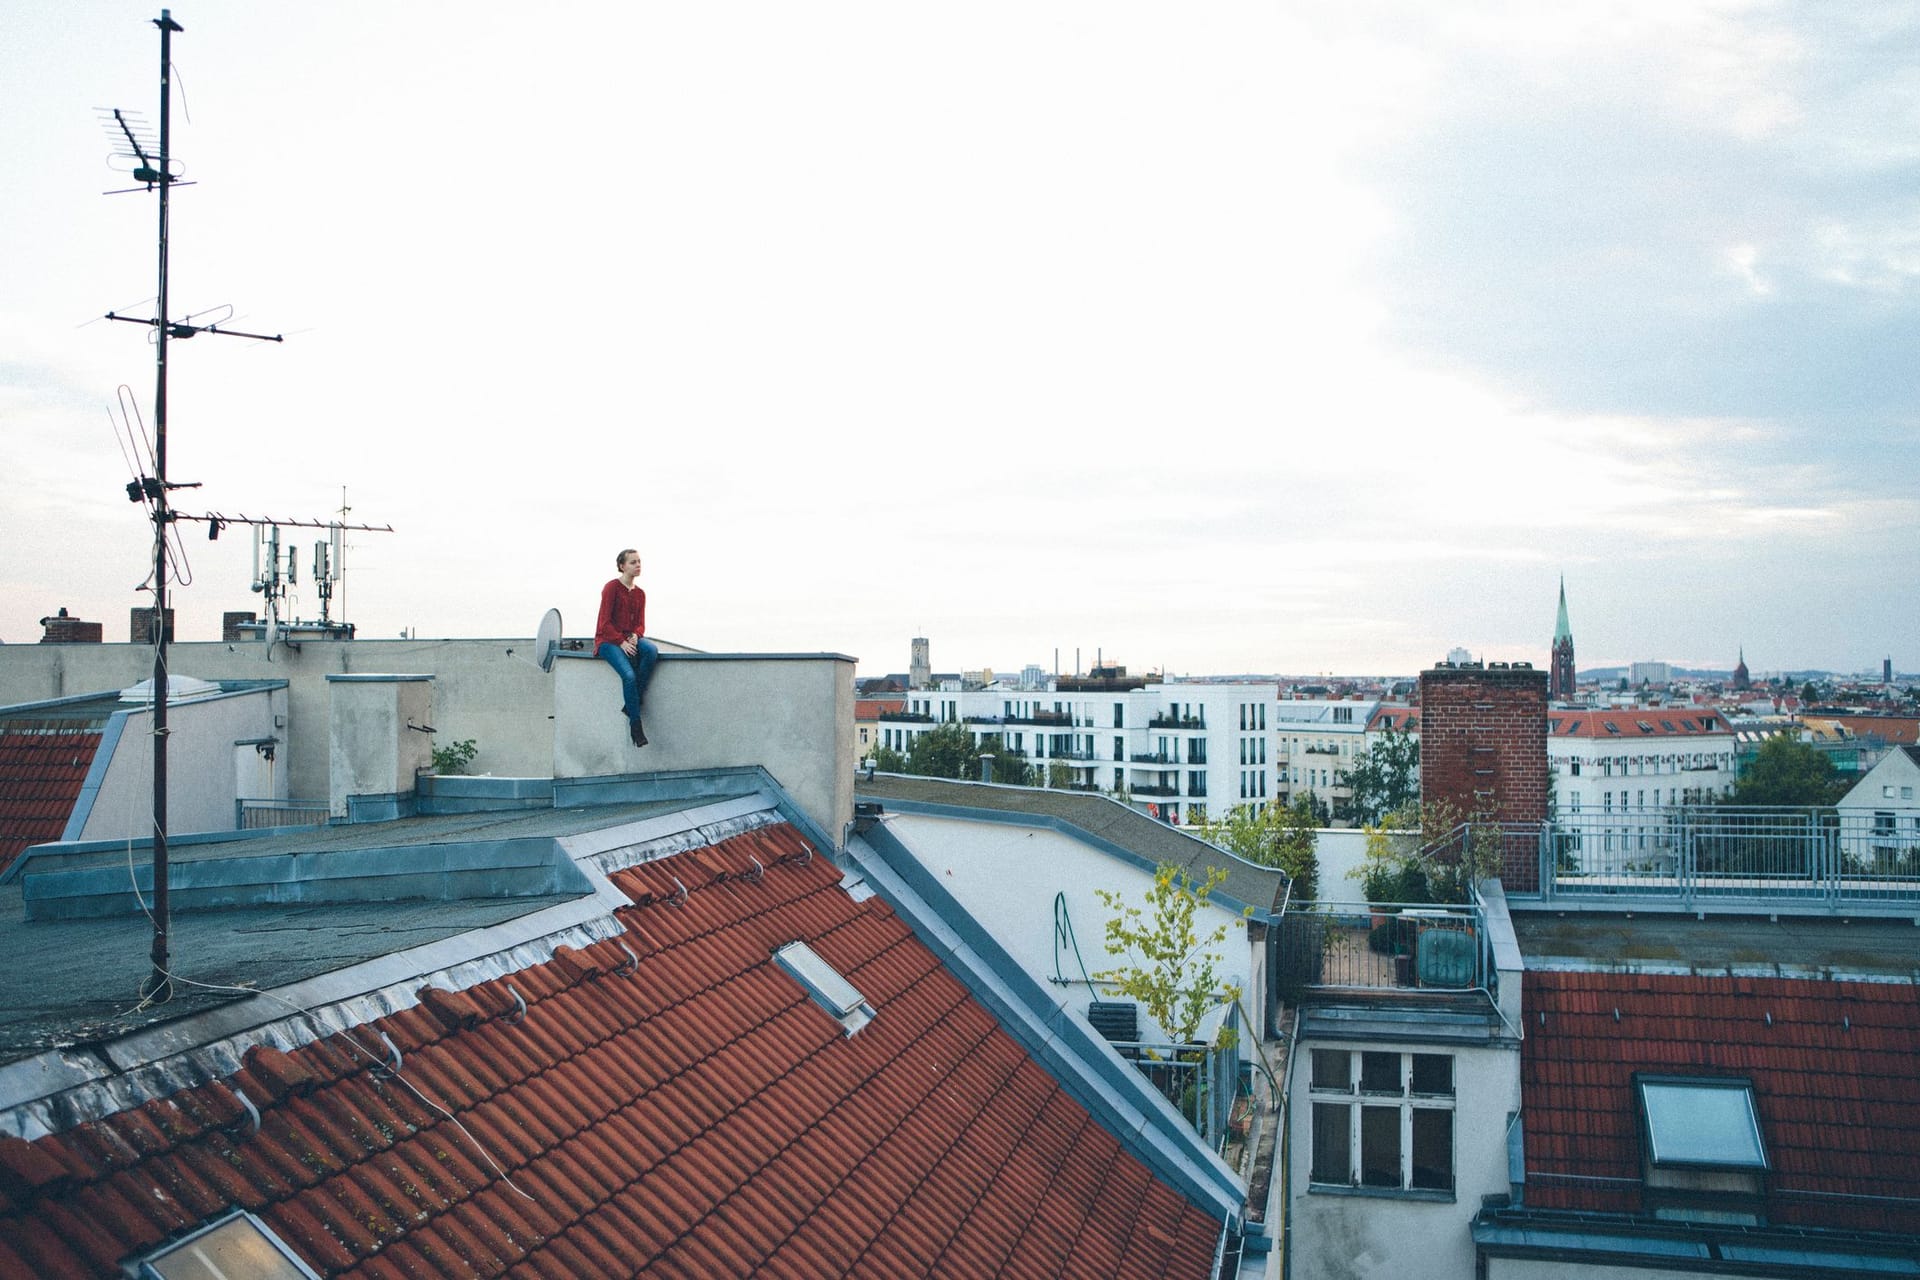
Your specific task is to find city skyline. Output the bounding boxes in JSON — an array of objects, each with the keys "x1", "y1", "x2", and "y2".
[{"x1": 4, "y1": 3, "x2": 1916, "y2": 675}]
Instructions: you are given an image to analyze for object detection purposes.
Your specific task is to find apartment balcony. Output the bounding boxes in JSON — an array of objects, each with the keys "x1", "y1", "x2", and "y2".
[
  {"x1": 1147, "y1": 715, "x2": 1206, "y2": 730},
  {"x1": 887, "y1": 712, "x2": 936, "y2": 724},
  {"x1": 1273, "y1": 901, "x2": 1487, "y2": 995},
  {"x1": 1133, "y1": 785, "x2": 1179, "y2": 798},
  {"x1": 1130, "y1": 752, "x2": 1176, "y2": 764},
  {"x1": 1007, "y1": 711, "x2": 1075, "y2": 726}
]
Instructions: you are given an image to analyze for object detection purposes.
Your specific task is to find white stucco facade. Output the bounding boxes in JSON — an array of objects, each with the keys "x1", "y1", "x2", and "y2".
[
  {"x1": 876, "y1": 810, "x2": 1260, "y2": 1047},
  {"x1": 1285, "y1": 1032, "x2": 1521, "y2": 1280},
  {"x1": 71, "y1": 684, "x2": 290, "y2": 843}
]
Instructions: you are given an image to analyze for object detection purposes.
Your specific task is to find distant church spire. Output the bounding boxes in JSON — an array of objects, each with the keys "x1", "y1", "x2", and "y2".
[
  {"x1": 1732, "y1": 645, "x2": 1751, "y2": 691},
  {"x1": 1550, "y1": 576, "x2": 1576, "y2": 701}
]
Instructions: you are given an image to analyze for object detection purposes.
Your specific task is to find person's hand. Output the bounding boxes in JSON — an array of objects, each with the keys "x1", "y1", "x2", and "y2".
[{"x1": 623, "y1": 636, "x2": 637, "y2": 655}]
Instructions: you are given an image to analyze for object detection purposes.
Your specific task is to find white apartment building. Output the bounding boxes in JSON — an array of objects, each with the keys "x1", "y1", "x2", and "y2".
[
  {"x1": 875, "y1": 681, "x2": 1287, "y2": 825},
  {"x1": 1548, "y1": 707, "x2": 1738, "y2": 822}
]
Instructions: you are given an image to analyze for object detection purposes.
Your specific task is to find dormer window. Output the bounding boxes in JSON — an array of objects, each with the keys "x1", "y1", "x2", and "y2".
[{"x1": 1636, "y1": 1075, "x2": 1768, "y2": 1224}]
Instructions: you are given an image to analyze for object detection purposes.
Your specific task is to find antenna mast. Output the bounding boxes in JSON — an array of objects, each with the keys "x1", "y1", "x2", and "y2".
[{"x1": 100, "y1": 13, "x2": 392, "y2": 1002}]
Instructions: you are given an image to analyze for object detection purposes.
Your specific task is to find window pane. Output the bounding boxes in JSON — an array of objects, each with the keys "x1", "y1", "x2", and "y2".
[
  {"x1": 1639, "y1": 1080, "x2": 1767, "y2": 1168},
  {"x1": 1360, "y1": 1052, "x2": 1401, "y2": 1095},
  {"x1": 1311, "y1": 1050, "x2": 1351, "y2": 1092},
  {"x1": 1411, "y1": 1109, "x2": 1454, "y2": 1191},
  {"x1": 1410, "y1": 1054, "x2": 1453, "y2": 1097},
  {"x1": 1311, "y1": 1103, "x2": 1351, "y2": 1184},
  {"x1": 1360, "y1": 1105, "x2": 1401, "y2": 1187}
]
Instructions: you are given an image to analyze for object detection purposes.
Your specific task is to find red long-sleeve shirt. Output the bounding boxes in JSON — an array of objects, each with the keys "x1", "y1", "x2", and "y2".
[{"x1": 594, "y1": 579, "x2": 647, "y2": 649}]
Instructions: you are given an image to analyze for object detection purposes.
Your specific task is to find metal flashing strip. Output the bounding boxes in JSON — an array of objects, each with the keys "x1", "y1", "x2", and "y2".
[
  {"x1": 1299, "y1": 1003, "x2": 1504, "y2": 1046},
  {"x1": 1472, "y1": 1213, "x2": 1920, "y2": 1277},
  {"x1": 0, "y1": 903, "x2": 628, "y2": 1139},
  {"x1": 567, "y1": 793, "x2": 784, "y2": 875},
  {"x1": 61, "y1": 706, "x2": 130, "y2": 842}
]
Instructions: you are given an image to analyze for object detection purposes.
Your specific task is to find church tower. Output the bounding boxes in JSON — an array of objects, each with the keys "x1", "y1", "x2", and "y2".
[
  {"x1": 1732, "y1": 646, "x2": 1751, "y2": 691},
  {"x1": 1550, "y1": 577, "x2": 1577, "y2": 701}
]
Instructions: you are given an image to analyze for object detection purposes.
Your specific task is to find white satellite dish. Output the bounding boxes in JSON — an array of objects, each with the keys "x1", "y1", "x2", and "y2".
[{"x1": 533, "y1": 608, "x2": 563, "y2": 672}]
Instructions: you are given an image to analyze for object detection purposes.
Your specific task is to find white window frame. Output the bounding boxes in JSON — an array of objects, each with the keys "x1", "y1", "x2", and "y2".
[{"x1": 1307, "y1": 1048, "x2": 1455, "y2": 1197}]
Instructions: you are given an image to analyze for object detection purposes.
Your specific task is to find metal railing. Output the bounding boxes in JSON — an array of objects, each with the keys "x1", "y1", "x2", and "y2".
[
  {"x1": 236, "y1": 798, "x2": 329, "y2": 830},
  {"x1": 1273, "y1": 901, "x2": 1488, "y2": 995},
  {"x1": 1530, "y1": 807, "x2": 1920, "y2": 909},
  {"x1": 1109, "y1": 1002, "x2": 1243, "y2": 1152}
]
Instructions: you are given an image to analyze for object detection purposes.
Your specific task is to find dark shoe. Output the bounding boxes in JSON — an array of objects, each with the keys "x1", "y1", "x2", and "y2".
[{"x1": 630, "y1": 719, "x2": 648, "y2": 748}]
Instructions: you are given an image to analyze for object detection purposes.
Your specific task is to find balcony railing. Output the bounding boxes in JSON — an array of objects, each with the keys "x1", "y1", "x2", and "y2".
[
  {"x1": 1009, "y1": 711, "x2": 1075, "y2": 726},
  {"x1": 1130, "y1": 752, "x2": 1175, "y2": 764},
  {"x1": 1482, "y1": 807, "x2": 1920, "y2": 911},
  {"x1": 1273, "y1": 901, "x2": 1488, "y2": 997},
  {"x1": 1107, "y1": 1003, "x2": 1243, "y2": 1152},
  {"x1": 1148, "y1": 715, "x2": 1206, "y2": 730}
]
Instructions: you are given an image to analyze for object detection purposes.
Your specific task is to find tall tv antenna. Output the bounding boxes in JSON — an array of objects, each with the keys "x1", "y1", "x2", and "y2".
[{"x1": 101, "y1": 12, "x2": 392, "y2": 1004}]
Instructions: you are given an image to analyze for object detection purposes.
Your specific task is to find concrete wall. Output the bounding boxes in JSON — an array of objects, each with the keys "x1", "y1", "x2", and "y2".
[
  {"x1": 1288, "y1": 1035, "x2": 1522, "y2": 1280},
  {"x1": 0, "y1": 636, "x2": 688, "y2": 802},
  {"x1": 877, "y1": 811, "x2": 1256, "y2": 1046},
  {"x1": 74, "y1": 687, "x2": 289, "y2": 842},
  {"x1": 327, "y1": 676, "x2": 434, "y2": 818},
  {"x1": 553, "y1": 651, "x2": 855, "y2": 851}
]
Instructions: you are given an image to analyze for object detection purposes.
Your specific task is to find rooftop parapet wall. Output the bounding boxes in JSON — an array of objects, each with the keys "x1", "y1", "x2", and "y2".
[{"x1": 553, "y1": 651, "x2": 856, "y2": 852}]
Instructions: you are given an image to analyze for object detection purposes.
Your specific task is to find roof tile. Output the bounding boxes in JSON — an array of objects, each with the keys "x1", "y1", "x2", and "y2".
[{"x1": 0, "y1": 826, "x2": 1220, "y2": 1277}]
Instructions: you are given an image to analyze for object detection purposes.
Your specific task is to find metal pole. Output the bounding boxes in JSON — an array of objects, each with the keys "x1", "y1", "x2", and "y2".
[{"x1": 143, "y1": 8, "x2": 184, "y2": 1004}]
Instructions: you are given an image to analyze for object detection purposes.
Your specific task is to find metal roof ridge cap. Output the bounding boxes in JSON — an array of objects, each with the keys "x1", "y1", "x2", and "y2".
[
  {"x1": 121, "y1": 898, "x2": 625, "y2": 1068},
  {"x1": 842, "y1": 831, "x2": 1243, "y2": 1221},
  {"x1": 557, "y1": 790, "x2": 780, "y2": 863},
  {"x1": 0, "y1": 905, "x2": 629, "y2": 1137}
]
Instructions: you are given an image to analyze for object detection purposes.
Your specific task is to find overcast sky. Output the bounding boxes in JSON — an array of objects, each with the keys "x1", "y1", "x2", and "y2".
[{"x1": 4, "y1": 2, "x2": 1915, "y2": 679}]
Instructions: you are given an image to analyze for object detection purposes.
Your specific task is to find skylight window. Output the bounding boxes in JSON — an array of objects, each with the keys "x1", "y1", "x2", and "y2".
[
  {"x1": 1638, "y1": 1077, "x2": 1768, "y2": 1169},
  {"x1": 1604, "y1": 723, "x2": 1621, "y2": 735},
  {"x1": 774, "y1": 941, "x2": 874, "y2": 1036},
  {"x1": 1636, "y1": 721, "x2": 1656, "y2": 733},
  {"x1": 1566, "y1": 720, "x2": 1582, "y2": 734},
  {"x1": 139, "y1": 1211, "x2": 319, "y2": 1279},
  {"x1": 1660, "y1": 720, "x2": 1676, "y2": 732}
]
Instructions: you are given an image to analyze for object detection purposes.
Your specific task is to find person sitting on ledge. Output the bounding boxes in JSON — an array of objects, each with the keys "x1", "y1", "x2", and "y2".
[{"x1": 595, "y1": 548, "x2": 657, "y2": 748}]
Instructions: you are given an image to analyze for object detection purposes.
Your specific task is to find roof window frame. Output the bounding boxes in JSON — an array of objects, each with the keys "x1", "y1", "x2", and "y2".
[
  {"x1": 1635, "y1": 1074, "x2": 1769, "y2": 1171},
  {"x1": 133, "y1": 1209, "x2": 321, "y2": 1279},
  {"x1": 773, "y1": 940, "x2": 875, "y2": 1036}
]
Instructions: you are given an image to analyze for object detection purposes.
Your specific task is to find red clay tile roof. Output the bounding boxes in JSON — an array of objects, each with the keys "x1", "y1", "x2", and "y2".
[
  {"x1": 1546, "y1": 710, "x2": 1730, "y2": 738},
  {"x1": 1367, "y1": 708, "x2": 1418, "y2": 733},
  {"x1": 0, "y1": 726, "x2": 102, "y2": 875},
  {"x1": 1522, "y1": 969, "x2": 1920, "y2": 1235},
  {"x1": 0, "y1": 823, "x2": 1222, "y2": 1277},
  {"x1": 855, "y1": 698, "x2": 906, "y2": 720}
]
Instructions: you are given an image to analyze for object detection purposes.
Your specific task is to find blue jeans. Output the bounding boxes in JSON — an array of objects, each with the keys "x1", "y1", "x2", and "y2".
[{"x1": 598, "y1": 639, "x2": 659, "y2": 722}]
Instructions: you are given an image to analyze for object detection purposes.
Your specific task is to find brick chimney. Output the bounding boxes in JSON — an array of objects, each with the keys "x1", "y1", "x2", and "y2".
[
  {"x1": 38, "y1": 609, "x2": 103, "y2": 644},
  {"x1": 130, "y1": 607, "x2": 176, "y2": 644},
  {"x1": 1418, "y1": 661, "x2": 1548, "y2": 890}
]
